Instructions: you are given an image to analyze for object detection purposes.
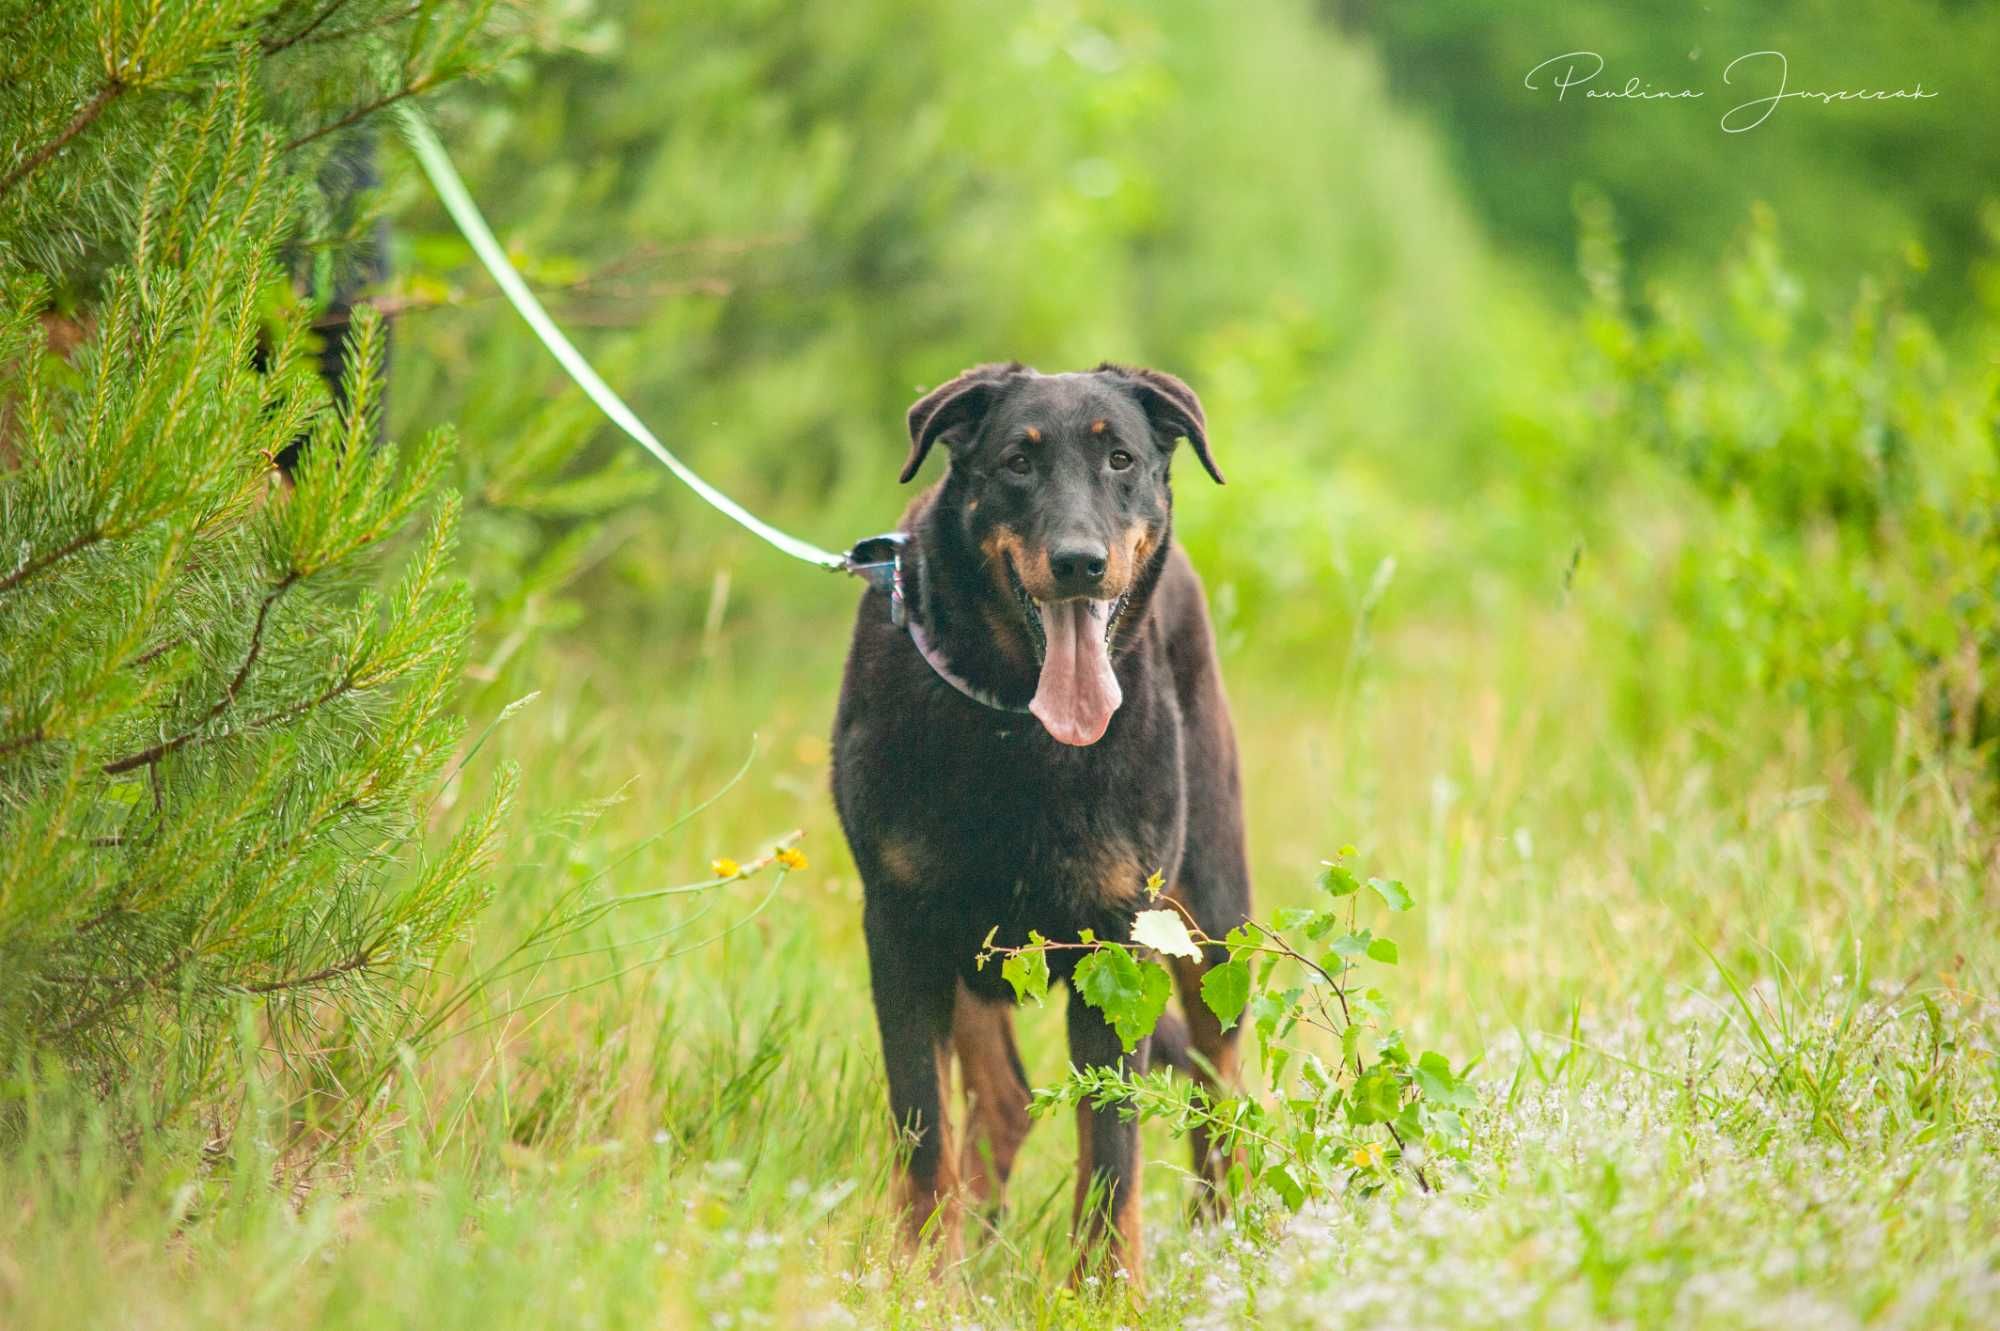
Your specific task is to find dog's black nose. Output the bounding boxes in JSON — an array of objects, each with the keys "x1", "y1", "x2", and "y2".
[{"x1": 1049, "y1": 541, "x2": 1109, "y2": 593}]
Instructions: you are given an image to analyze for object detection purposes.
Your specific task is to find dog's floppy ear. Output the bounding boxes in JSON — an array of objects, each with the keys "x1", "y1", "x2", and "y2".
[
  {"x1": 1095, "y1": 362, "x2": 1223, "y2": 484},
  {"x1": 902, "y1": 361, "x2": 1025, "y2": 483}
]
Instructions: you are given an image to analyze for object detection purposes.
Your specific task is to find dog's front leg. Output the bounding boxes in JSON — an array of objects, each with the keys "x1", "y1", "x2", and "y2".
[
  {"x1": 864, "y1": 913, "x2": 962, "y2": 1264},
  {"x1": 1067, "y1": 990, "x2": 1147, "y2": 1293}
]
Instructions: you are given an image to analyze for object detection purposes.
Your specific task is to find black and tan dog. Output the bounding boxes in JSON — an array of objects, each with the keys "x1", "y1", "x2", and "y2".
[{"x1": 831, "y1": 362, "x2": 1252, "y2": 1281}]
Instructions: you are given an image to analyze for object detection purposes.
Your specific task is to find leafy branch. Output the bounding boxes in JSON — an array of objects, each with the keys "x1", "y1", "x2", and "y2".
[{"x1": 977, "y1": 849, "x2": 1475, "y2": 1210}]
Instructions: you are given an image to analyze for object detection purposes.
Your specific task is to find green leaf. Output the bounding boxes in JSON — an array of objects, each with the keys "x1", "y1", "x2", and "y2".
[
  {"x1": 1001, "y1": 944, "x2": 1051, "y2": 1007},
  {"x1": 1367, "y1": 877, "x2": 1413, "y2": 911},
  {"x1": 1073, "y1": 944, "x2": 1173, "y2": 1052},
  {"x1": 1266, "y1": 1044, "x2": 1292, "y2": 1087},
  {"x1": 1271, "y1": 905, "x2": 1320, "y2": 931},
  {"x1": 1262, "y1": 1163, "x2": 1307, "y2": 1211},
  {"x1": 1347, "y1": 1065, "x2": 1404, "y2": 1124},
  {"x1": 1317, "y1": 863, "x2": 1361, "y2": 897},
  {"x1": 1366, "y1": 936, "x2": 1399, "y2": 965},
  {"x1": 1200, "y1": 959, "x2": 1251, "y2": 1031},
  {"x1": 1353, "y1": 987, "x2": 1392, "y2": 1021},
  {"x1": 1423, "y1": 1105, "x2": 1468, "y2": 1144},
  {"x1": 1414, "y1": 1050, "x2": 1476, "y2": 1108},
  {"x1": 1251, "y1": 988, "x2": 1299, "y2": 1043},
  {"x1": 1331, "y1": 930, "x2": 1372, "y2": 959}
]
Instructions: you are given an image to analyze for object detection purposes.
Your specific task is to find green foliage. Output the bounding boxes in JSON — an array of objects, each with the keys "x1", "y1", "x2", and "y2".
[
  {"x1": 1071, "y1": 933, "x2": 1174, "y2": 1055},
  {"x1": 0, "y1": 0, "x2": 515, "y2": 294},
  {"x1": 0, "y1": 0, "x2": 518, "y2": 1119},
  {"x1": 1575, "y1": 200, "x2": 2000, "y2": 762},
  {"x1": 983, "y1": 848, "x2": 1472, "y2": 1212}
]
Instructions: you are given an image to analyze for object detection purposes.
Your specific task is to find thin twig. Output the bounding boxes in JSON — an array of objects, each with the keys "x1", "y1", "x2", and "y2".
[
  {"x1": 294, "y1": 1, "x2": 423, "y2": 48},
  {"x1": 1384, "y1": 1122, "x2": 1432, "y2": 1192},
  {"x1": 0, "y1": 80, "x2": 124, "y2": 204},
  {"x1": 127, "y1": 635, "x2": 185, "y2": 669},
  {"x1": 102, "y1": 574, "x2": 297, "y2": 775},
  {"x1": 0, "y1": 528, "x2": 103, "y2": 595},
  {"x1": 76, "y1": 904, "x2": 125, "y2": 934},
  {"x1": 284, "y1": 76, "x2": 432, "y2": 153},
  {"x1": 260, "y1": 0, "x2": 355, "y2": 53},
  {"x1": 240, "y1": 950, "x2": 374, "y2": 994},
  {"x1": 53, "y1": 951, "x2": 189, "y2": 1037}
]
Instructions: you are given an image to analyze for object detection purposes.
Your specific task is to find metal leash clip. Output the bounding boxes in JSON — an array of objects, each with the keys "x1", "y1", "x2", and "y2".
[{"x1": 844, "y1": 533, "x2": 908, "y2": 627}]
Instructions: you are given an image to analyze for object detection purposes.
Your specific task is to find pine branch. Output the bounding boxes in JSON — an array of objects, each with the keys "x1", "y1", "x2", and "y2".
[
  {"x1": 52, "y1": 950, "x2": 188, "y2": 1038},
  {"x1": 239, "y1": 674, "x2": 357, "y2": 736},
  {"x1": 283, "y1": 75, "x2": 434, "y2": 153},
  {"x1": 260, "y1": 0, "x2": 357, "y2": 54},
  {"x1": 103, "y1": 672, "x2": 361, "y2": 783},
  {"x1": 101, "y1": 573, "x2": 297, "y2": 776},
  {"x1": 240, "y1": 948, "x2": 374, "y2": 994},
  {"x1": 0, "y1": 528, "x2": 104, "y2": 595},
  {"x1": 127, "y1": 635, "x2": 184, "y2": 669},
  {"x1": 296, "y1": 2, "x2": 423, "y2": 49},
  {"x1": 55, "y1": 942, "x2": 379, "y2": 1043},
  {"x1": 0, "y1": 78, "x2": 126, "y2": 205}
]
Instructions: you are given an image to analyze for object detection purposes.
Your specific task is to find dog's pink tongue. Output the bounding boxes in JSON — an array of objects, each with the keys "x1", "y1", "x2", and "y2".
[{"x1": 1030, "y1": 599, "x2": 1122, "y2": 746}]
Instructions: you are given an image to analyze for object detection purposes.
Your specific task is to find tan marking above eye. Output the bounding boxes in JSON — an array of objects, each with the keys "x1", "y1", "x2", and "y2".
[
  {"x1": 1090, "y1": 419, "x2": 1108, "y2": 435},
  {"x1": 1023, "y1": 425, "x2": 1042, "y2": 444}
]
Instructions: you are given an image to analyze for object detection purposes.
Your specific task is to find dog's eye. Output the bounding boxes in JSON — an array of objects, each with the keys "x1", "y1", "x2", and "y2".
[
  {"x1": 1108, "y1": 450, "x2": 1133, "y2": 471},
  {"x1": 1005, "y1": 454, "x2": 1033, "y2": 476}
]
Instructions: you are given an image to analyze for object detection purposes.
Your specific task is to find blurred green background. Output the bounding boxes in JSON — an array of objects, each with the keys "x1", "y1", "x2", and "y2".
[{"x1": 388, "y1": 0, "x2": 1998, "y2": 783}]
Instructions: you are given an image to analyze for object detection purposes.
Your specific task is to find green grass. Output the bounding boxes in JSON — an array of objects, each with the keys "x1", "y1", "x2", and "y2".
[{"x1": 3, "y1": 550, "x2": 1994, "y2": 1329}]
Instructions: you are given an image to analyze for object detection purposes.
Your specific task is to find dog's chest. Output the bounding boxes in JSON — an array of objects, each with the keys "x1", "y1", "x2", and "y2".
[{"x1": 835, "y1": 665, "x2": 1187, "y2": 945}]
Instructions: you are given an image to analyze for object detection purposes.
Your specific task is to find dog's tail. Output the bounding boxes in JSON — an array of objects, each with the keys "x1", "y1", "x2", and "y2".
[{"x1": 1150, "y1": 1010, "x2": 1198, "y2": 1077}]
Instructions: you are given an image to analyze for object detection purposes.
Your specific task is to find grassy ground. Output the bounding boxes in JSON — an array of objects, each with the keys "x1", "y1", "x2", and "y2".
[{"x1": 3, "y1": 527, "x2": 1996, "y2": 1329}]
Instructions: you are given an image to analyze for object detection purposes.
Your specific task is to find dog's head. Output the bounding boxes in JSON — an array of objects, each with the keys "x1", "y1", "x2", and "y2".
[{"x1": 899, "y1": 361, "x2": 1222, "y2": 745}]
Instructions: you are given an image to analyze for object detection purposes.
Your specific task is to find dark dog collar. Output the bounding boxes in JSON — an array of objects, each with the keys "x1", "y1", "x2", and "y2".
[{"x1": 846, "y1": 533, "x2": 1032, "y2": 715}]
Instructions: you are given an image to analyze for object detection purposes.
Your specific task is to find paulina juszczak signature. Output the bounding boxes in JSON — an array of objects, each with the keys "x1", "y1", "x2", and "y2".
[{"x1": 1523, "y1": 50, "x2": 1937, "y2": 132}]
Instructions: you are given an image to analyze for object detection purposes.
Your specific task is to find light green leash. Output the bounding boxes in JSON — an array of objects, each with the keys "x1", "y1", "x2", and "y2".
[{"x1": 397, "y1": 105, "x2": 850, "y2": 572}]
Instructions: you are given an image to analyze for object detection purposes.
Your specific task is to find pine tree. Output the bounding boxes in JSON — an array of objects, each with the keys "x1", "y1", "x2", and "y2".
[{"x1": 0, "y1": 2, "x2": 516, "y2": 1115}]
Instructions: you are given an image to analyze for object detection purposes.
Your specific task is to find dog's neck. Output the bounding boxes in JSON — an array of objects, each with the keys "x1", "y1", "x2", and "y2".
[{"x1": 901, "y1": 477, "x2": 1172, "y2": 715}]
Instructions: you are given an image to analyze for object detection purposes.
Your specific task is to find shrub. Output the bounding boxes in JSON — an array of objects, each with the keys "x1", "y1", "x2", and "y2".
[
  {"x1": 0, "y1": 0, "x2": 518, "y2": 1122},
  {"x1": 1574, "y1": 199, "x2": 2000, "y2": 768},
  {"x1": 981, "y1": 849, "x2": 1474, "y2": 1217}
]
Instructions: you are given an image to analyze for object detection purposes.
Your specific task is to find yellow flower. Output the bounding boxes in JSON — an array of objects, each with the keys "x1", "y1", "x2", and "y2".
[
  {"x1": 775, "y1": 847, "x2": 808, "y2": 871},
  {"x1": 1349, "y1": 1142, "x2": 1381, "y2": 1169},
  {"x1": 711, "y1": 857, "x2": 741, "y2": 879},
  {"x1": 1144, "y1": 868, "x2": 1166, "y2": 899}
]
